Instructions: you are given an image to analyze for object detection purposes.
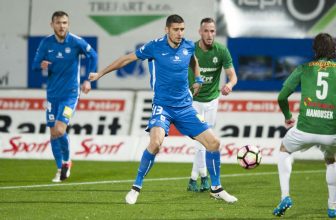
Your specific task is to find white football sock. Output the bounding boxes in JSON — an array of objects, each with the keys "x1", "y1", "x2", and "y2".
[
  {"x1": 278, "y1": 151, "x2": 292, "y2": 200},
  {"x1": 197, "y1": 145, "x2": 207, "y2": 178},
  {"x1": 191, "y1": 143, "x2": 200, "y2": 180},
  {"x1": 326, "y1": 163, "x2": 336, "y2": 209}
]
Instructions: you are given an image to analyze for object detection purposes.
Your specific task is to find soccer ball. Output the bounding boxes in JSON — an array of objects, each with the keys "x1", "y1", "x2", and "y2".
[{"x1": 237, "y1": 145, "x2": 262, "y2": 169}]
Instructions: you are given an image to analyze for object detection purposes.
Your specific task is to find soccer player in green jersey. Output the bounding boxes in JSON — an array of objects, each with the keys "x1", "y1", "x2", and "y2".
[
  {"x1": 187, "y1": 17, "x2": 237, "y2": 192},
  {"x1": 273, "y1": 33, "x2": 336, "y2": 218}
]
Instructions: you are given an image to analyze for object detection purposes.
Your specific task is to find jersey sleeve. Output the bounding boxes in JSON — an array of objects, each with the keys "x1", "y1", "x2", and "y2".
[
  {"x1": 32, "y1": 38, "x2": 47, "y2": 71},
  {"x1": 277, "y1": 65, "x2": 302, "y2": 120},
  {"x1": 77, "y1": 38, "x2": 98, "y2": 77},
  {"x1": 283, "y1": 65, "x2": 302, "y2": 91},
  {"x1": 221, "y1": 46, "x2": 233, "y2": 69},
  {"x1": 135, "y1": 40, "x2": 155, "y2": 60}
]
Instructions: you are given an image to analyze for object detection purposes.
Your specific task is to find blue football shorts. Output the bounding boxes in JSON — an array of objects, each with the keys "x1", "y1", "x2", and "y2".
[
  {"x1": 46, "y1": 96, "x2": 79, "y2": 127},
  {"x1": 145, "y1": 104, "x2": 209, "y2": 137}
]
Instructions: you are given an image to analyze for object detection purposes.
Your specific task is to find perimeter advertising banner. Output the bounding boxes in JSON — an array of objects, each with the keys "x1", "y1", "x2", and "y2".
[
  {"x1": 217, "y1": 0, "x2": 336, "y2": 38},
  {"x1": 0, "y1": 90, "x2": 134, "y2": 136}
]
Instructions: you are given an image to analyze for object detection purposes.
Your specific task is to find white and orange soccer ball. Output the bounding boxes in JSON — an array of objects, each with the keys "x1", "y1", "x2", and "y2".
[{"x1": 237, "y1": 145, "x2": 262, "y2": 169}]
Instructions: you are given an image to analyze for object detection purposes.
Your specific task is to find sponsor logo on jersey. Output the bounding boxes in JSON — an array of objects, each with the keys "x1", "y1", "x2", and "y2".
[
  {"x1": 201, "y1": 75, "x2": 214, "y2": 84},
  {"x1": 303, "y1": 97, "x2": 335, "y2": 110},
  {"x1": 306, "y1": 108, "x2": 333, "y2": 119},
  {"x1": 56, "y1": 52, "x2": 64, "y2": 58},
  {"x1": 63, "y1": 106, "x2": 73, "y2": 119},
  {"x1": 173, "y1": 56, "x2": 181, "y2": 62},
  {"x1": 309, "y1": 61, "x2": 336, "y2": 71},
  {"x1": 199, "y1": 67, "x2": 219, "y2": 73}
]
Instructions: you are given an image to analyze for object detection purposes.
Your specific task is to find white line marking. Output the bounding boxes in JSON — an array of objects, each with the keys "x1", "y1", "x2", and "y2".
[{"x1": 0, "y1": 169, "x2": 324, "y2": 190}]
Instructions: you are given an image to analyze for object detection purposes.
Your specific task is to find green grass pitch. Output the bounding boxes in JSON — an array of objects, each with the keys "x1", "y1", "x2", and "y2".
[{"x1": 0, "y1": 159, "x2": 328, "y2": 219}]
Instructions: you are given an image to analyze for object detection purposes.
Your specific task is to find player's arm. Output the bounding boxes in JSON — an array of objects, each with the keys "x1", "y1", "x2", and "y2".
[
  {"x1": 32, "y1": 39, "x2": 51, "y2": 71},
  {"x1": 189, "y1": 55, "x2": 203, "y2": 96},
  {"x1": 277, "y1": 66, "x2": 301, "y2": 128},
  {"x1": 222, "y1": 67, "x2": 238, "y2": 95},
  {"x1": 278, "y1": 86, "x2": 295, "y2": 128},
  {"x1": 89, "y1": 52, "x2": 138, "y2": 81},
  {"x1": 79, "y1": 40, "x2": 98, "y2": 94}
]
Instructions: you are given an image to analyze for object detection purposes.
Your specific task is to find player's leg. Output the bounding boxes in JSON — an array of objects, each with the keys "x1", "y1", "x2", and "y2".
[
  {"x1": 324, "y1": 148, "x2": 336, "y2": 218},
  {"x1": 46, "y1": 99, "x2": 63, "y2": 182},
  {"x1": 188, "y1": 101, "x2": 205, "y2": 192},
  {"x1": 273, "y1": 127, "x2": 316, "y2": 216},
  {"x1": 273, "y1": 143, "x2": 293, "y2": 217},
  {"x1": 199, "y1": 98, "x2": 219, "y2": 192},
  {"x1": 194, "y1": 129, "x2": 237, "y2": 203},
  {"x1": 125, "y1": 127, "x2": 165, "y2": 204},
  {"x1": 126, "y1": 105, "x2": 171, "y2": 204},
  {"x1": 54, "y1": 97, "x2": 78, "y2": 181}
]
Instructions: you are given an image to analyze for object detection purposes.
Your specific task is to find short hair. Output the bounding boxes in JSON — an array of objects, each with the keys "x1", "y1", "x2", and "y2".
[
  {"x1": 51, "y1": 11, "x2": 69, "y2": 22},
  {"x1": 313, "y1": 33, "x2": 336, "y2": 60},
  {"x1": 166, "y1": 14, "x2": 184, "y2": 27},
  {"x1": 200, "y1": 17, "x2": 215, "y2": 26}
]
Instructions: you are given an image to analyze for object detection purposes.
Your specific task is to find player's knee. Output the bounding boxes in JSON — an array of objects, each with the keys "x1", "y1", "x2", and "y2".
[
  {"x1": 148, "y1": 139, "x2": 162, "y2": 154},
  {"x1": 51, "y1": 126, "x2": 66, "y2": 138},
  {"x1": 207, "y1": 136, "x2": 220, "y2": 151}
]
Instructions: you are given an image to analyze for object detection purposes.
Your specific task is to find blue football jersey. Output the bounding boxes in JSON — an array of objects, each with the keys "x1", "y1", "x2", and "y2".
[
  {"x1": 135, "y1": 35, "x2": 194, "y2": 107},
  {"x1": 32, "y1": 32, "x2": 97, "y2": 98}
]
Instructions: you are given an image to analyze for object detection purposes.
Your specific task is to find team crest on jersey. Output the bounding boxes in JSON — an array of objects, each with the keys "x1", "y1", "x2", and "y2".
[
  {"x1": 213, "y1": 57, "x2": 218, "y2": 64},
  {"x1": 183, "y1": 49, "x2": 188, "y2": 55},
  {"x1": 65, "y1": 47, "x2": 71, "y2": 53},
  {"x1": 150, "y1": 119, "x2": 156, "y2": 125}
]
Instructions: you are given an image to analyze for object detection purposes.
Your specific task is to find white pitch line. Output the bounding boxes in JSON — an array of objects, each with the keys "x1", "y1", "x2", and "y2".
[{"x1": 0, "y1": 169, "x2": 324, "y2": 190}]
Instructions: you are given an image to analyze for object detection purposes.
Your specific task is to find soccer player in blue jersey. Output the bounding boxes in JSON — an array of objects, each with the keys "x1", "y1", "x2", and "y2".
[
  {"x1": 32, "y1": 11, "x2": 97, "y2": 182},
  {"x1": 89, "y1": 14, "x2": 237, "y2": 205}
]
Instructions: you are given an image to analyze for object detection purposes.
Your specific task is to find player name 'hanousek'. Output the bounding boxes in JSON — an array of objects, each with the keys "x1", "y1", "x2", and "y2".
[{"x1": 306, "y1": 108, "x2": 333, "y2": 119}]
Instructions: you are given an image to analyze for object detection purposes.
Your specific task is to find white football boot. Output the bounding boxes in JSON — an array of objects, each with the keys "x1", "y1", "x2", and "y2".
[
  {"x1": 210, "y1": 188, "x2": 238, "y2": 203},
  {"x1": 125, "y1": 187, "x2": 140, "y2": 205},
  {"x1": 52, "y1": 171, "x2": 61, "y2": 183}
]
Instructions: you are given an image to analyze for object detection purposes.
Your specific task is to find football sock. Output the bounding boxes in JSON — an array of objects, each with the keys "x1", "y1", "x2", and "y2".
[
  {"x1": 58, "y1": 133, "x2": 70, "y2": 162},
  {"x1": 206, "y1": 150, "x2": 221, "y2": 187},
  {"x1": 278, "y1": 151, "x2": 292, "y2": 200},
  {"x1": 197, "y1": 145, "x2": 207, "y2": 178},
  {"x1": 50, "y1": 138, "x2": 62, "y2": 169},
  {"x1": 326, "y1": 163, "x2": 336, "y2": 209},
  {"x1": 134, "y1": 149, "x2": 156, "y2": 188}
]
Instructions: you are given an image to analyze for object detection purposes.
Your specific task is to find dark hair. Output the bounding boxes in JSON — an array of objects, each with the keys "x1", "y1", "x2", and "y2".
[
  {"x1": 51, "y1": 11, "x2": 69, "y2": 22},
  {"x1": 200, "y1": 17, "x2": 215, "y2": 26},
  {"x1": 313, "y1": 33, "x2": 336, "y2": 60},
  {"x1": 166, "y1": 14, "x2": 184, "y2": 27}
]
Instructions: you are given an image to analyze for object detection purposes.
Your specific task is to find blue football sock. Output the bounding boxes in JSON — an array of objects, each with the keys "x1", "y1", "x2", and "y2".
[
  {"x1": 134, "y1": 149, "x2": 156, "y2": 188},
  {"x1": 58, "y1": 133, "x2": 70, "y2": 162},
  {"x1": 206, "y1": 151, "x2": 221, "y2": 187},
  {"x1": 50, "y1": 138, "x2": 62, "y2": 169}
]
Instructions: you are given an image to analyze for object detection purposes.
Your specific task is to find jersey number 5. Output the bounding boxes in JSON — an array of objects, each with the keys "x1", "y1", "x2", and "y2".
[{"x1": 316, "y1": 71, "x2": 329, "y2": 100}]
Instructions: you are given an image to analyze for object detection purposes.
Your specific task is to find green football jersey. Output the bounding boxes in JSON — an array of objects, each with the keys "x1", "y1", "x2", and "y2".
[
  {"x1": 283, "y1": 59, "x2": 336, "y2": 135},
  {"x1": 188, "y1": 41, "x2": 233, "y2": 102}
]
